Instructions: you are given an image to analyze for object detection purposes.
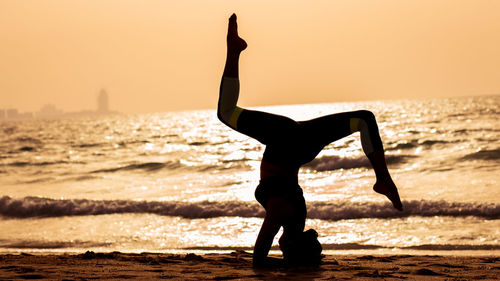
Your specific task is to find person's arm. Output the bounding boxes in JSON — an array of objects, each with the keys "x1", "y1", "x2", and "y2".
[
  {"x1": 253, "y1": 197, "x2": 294, "y2": 268},
  {"x1": 253, "y1": 213, "x2": 282, "y2": 267}
]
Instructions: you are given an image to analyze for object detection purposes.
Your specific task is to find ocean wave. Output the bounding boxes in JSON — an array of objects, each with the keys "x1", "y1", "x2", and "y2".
[
  {"x1": 461, "y1": 148, "x2": 500, "y2": 161},
  {"x1": 454, "y1": 128, "x2": 500, "y2": 134},
  {"x1": 90, "y1": 160, "x2": 249, "y2": 174},
  {"x1": 298, "y1": 243, "x2": 500, "y2": 251},
  {"x1": 418, "y1": 139, "x2": 450, "y2": 146},
  {"x1": 386, "y1": 141, "x2": 417, "y2": 151},
  {"x1": 2, "y1": 239, "x2": 498, "y2": 251},
  {"x1": 182, "y1": 243, "x2": 383, "y2": 251},
  {"x1": 0, "y1": 239, "x2": 111, "y2": 249},
  {"x1": 14, "y1": 136, "x2": 42, "y2": 144},
  {"x1": 188, "y1": 140, "x2": 231, "y2": 146},
  {"x1": 3, "y1": 160, "x2": 72, "y2": 167},
  {"x1": 0, "y1": 196, "x2": 265, "y2": 219},
  {"x1": 91, "y1": 162, "x2": 177, "y2": 173},
  {"x1": 307, "y1": 200, "x2": 500, "y2": 220},
  {"x1": 304, "y1": 155, "x2": 370, "y2": 171},
  {"x1": 303, "y1": 154, "x2": 412, "y2": 171},
  {"x1": 188, "y1": 141, "x2": 209, "y2": 146},
  {"x1": 74, "y1": 142, "x2": 106, "y2": 148},
  {"x1": 151, "y1": 134, "x2": 178, "y2": 138},
  {"x1": 2, "y1": 126, "x2": 16, "y2": 134},
  {"x1": 403, "y1": 244, "x2": 500, "y2": 251},
  {"x1": 116, "y1": 140, "x2": 150, "y2": 147},
  {"x1": 183, "y1": 243, "x2": 500, "y2": 251},
  {"x1": 386, "y1": 139, "x2": 453, "y2": 151},
  {"x1": 1, "y1": 196, "x2": 500, "y2": 220},
  {"x1": 22, "y1": 177, "x2": 55, "y2": 184}
]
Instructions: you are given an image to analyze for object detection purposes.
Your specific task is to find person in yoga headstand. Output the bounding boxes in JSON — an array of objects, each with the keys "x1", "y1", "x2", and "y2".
[{"x1": 218, "y1": 14, "x2": 403, "y2": 267}]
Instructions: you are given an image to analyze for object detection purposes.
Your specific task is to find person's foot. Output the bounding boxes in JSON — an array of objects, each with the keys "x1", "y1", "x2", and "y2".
[
  {"x1": 227, "y1": 13, "x2": 247, "y2": 53},
  {"x1": 373, "y1": 178, "x2": 403, "y2": 211}
]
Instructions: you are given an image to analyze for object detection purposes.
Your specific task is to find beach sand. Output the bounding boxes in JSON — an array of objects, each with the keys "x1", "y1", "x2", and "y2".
[{"x1": 1, "y1": 251, "x2": 499, "y2": 280}]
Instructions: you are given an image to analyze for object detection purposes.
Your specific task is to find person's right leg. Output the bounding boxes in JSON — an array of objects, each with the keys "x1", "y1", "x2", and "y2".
[{"x1": 299, "y1": 110, "x2": 403, "y2": 211}]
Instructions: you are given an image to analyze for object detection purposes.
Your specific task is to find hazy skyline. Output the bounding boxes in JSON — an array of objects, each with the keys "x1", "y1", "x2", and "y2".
[{"x1": 2, "y1": 0, "x2": 499, "y2": 113}]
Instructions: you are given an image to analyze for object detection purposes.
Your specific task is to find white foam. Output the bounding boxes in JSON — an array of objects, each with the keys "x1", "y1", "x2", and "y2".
[{"x1": 1, "y1": 196, "x2": 499, "y2": 220}]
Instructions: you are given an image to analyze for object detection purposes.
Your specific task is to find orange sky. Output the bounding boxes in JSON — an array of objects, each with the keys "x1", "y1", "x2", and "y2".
[{"x1": 1, "y1": 0, "x2": 499, "y2": 113}]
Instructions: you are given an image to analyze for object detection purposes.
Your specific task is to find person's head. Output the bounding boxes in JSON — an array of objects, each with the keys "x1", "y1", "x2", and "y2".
[{"x1": 279, "y1": 229, "x2": 323, "y2": 266}]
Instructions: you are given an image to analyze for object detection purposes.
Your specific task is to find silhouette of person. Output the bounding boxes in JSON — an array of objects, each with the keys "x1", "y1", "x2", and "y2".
[{"x1": 217, "y1": 14, "x2": 403, "y2": 267}]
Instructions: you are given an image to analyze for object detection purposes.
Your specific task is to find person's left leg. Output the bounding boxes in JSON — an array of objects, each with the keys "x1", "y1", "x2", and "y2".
[
  {"x1": 299, "y1": 110, "x2": 403, "y2": 211},
  {"x1": 223, "y1": 14, "x2": 247, "y2": 78},
  {"x1": 218, "y1": 14, "x2": 302, "y2": 146},
  {"x1": 217, "y1": 14, "x2": 246, "y2": 130}
]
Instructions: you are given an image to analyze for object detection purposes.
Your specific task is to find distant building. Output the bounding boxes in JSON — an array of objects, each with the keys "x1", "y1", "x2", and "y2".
[
  {"x1": 37, "y1": 104, "x2": 63, "y2": 119},
  {"x1": 2, "y1": 89, "x2": 116, "y2": 121},
  {"x1": 97, "y1": 89, "x2": 109, "y2": 113},
  {"x1": 1, "y1": 109, "x2": 33, "y2": 120},
  {"x1": 7, "y1": 109, "x2": 19, "y2": 119},
  {"x1": 19, "y1": 112, "x2": 33, "y2": 119}
]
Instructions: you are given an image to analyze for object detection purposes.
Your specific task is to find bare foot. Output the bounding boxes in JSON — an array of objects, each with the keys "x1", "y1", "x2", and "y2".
[
  {"x1": 227, "y1": 13, "x2": 247, "y2": 53},
  {"x1": 373, "y1": 178, "x2": 403, "y2": 211}
]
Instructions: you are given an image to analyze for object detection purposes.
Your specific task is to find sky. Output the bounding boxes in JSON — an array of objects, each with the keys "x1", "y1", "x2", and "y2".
[{"x1": 1, "y1": 0, "x2": 499, "y2": 113}]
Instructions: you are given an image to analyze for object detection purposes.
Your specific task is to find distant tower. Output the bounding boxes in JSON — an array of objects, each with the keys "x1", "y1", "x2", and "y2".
[{"x1": 97, "y1": 89, "x2": 109, "y2": 113}]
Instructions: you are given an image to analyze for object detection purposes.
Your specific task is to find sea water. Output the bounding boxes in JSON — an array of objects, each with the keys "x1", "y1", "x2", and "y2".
[{"x1": 1, "y1": 95, "x2": 499, "y2": 255}]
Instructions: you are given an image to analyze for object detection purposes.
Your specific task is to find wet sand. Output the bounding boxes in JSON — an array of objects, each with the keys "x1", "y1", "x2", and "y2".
[{"x1": 1, "y1": 251, "x2": 499, "y2": 280}]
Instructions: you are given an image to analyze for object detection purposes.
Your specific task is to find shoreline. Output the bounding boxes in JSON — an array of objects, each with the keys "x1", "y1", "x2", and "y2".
[
  {"x1": 1, "y1": 251, "x2": 499, "y2": 280},
  {"x1": 2, "y1": 244, "x2": 500, "y2": 256},
  {"x1": 2, "y1": 248, "x2": 500, "y2": 257}
]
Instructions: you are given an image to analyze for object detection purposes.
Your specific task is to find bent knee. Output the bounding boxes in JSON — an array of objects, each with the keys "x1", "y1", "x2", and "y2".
[
  {"x1": 356, "y1": 110, "x2": 376, "y2": 122},
  {"x1": 218, "y1": 106, "x2": 243, "y2": 129},
  {"x1": 217, "y1": 106, "x2": 232, "y2": 123},
  {"x1": 350, "y1": 110, "x2": 376, "y2": 133}
]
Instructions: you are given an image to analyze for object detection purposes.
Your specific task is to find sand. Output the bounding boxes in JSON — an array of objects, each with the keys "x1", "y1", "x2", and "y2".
[{"x1": 1, "y1": 251, "x2": 499, "y2": 280}]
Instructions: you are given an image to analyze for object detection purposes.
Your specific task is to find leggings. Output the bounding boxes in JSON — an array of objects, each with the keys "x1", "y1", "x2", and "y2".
[{"x1": 217, "y1": 77, "x2": 384, "y2": 168}]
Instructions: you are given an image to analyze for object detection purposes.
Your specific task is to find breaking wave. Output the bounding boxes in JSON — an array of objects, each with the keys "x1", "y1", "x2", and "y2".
[
  {"x1": 90, "y1": 160, "x2": 249, "y2": 173},
  {"x1": 2, "y1": 159, "x2": 249, "y2": 173},
  {"x1": 386, "y1": 141, "x2": 417, "y2": 150},
  {"x1": 304, "y1": 154, "x2": 412, "y2": 171},
  {"x1": 1, "y1": 196, "x2": 500, "y2": 220},
  {"x1": 4, "y1": 160, "x2": 73, "y2": 167},
  {"x1": 461, "y1": 148, "x2": 500, "y2": 161},
  {"x1": 91, "y1": 162, "x2": 180, "y2": 173},
  {"x1": 0, "y1": 239, "x2": 111, "y2": 249},
  {"x1": 184, "y1": 243, "x2": 500, "y2": 251}
]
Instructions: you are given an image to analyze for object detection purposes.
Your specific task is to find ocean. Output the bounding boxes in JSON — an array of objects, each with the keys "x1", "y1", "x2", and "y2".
[{"x1": 1, "y1": 95, "x2": 499, "y2": 255}]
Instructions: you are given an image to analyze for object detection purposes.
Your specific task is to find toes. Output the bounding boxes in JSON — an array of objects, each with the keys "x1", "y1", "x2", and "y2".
[
  {"x1": 395, "y1": 203, "x2": 403, "y2": 211},
  {"x1": 392, "y1": 196, "x2": 403, "y2": 211},
  {"x1": 228, "y1": 15, "x2": 238, "y2": 33}
]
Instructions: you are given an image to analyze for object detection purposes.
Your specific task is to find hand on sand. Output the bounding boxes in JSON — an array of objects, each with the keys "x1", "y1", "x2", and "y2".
[{"x1": 227, "y1": 14, "x2": 247, "y2": 53}]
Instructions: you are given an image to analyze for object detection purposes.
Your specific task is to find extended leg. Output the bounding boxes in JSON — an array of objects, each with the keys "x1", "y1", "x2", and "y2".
[
  {"x1": 217, "y1": 14, "x2": 247, "y2": 129},
  {"x1": 217, "y1": 14, "x2": 300, "y2": 145},
  {"x1": 353, "y1": 111, "x2": 403, "y2": 211},
  {"x1": 300, "y1": 110, "x2": 403, "y2": 211},
  {"x1": 223, "y1": 14, "x2": 247, "y2": 78}
]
